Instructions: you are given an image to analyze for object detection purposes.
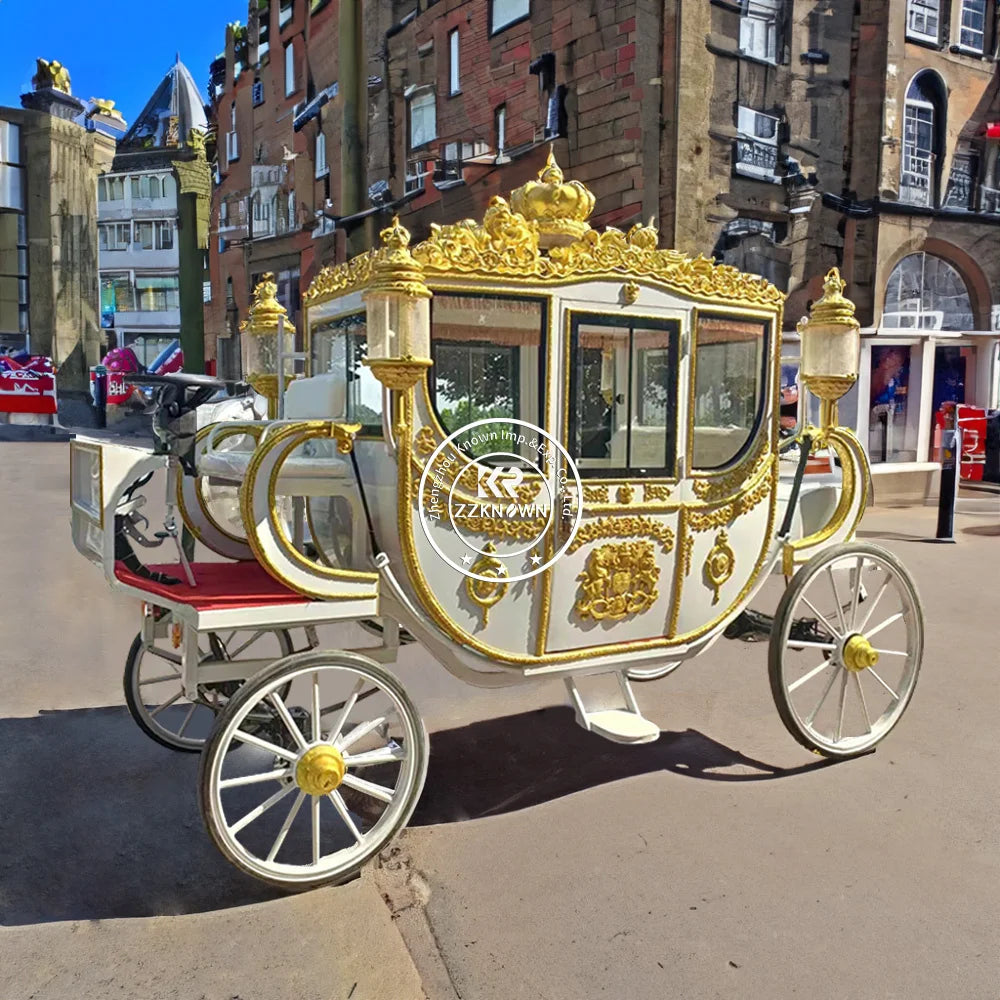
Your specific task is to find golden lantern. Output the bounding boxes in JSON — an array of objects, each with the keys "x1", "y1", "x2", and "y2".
[
  {"x1": 796, "y1": 267, "x2": 861, "y2": 432},
  {"x1": 362, "y1": 216, "x2": 432, "y2": 390},
  {"x1": 240, "y1": 272, "x2": 296, "y2": 417}
]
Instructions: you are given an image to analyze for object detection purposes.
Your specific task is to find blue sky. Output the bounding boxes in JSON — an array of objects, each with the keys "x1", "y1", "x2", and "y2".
[{"x1": 0, "y1": 0, "x2": 246, "y2": 123}]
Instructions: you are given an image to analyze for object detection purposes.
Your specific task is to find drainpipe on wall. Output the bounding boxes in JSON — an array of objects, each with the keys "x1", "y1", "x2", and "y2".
[{"x1": 340, "y1": 0, "x2": 368, "y2": 259}]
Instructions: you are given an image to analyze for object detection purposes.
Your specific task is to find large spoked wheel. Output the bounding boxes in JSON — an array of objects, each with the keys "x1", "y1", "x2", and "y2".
[
  {"x1": 199, "y1": 650, "x2": 429, "y2": 891},
  {"x1": 626, "y1": 661, "x2": 683, "y2": 682},
  {"x1": 124, "y1": 628, "x2": 293, "y2": 752},
  {"x1": 769, "y1": 542, "x2": 923, "y2": 758}
]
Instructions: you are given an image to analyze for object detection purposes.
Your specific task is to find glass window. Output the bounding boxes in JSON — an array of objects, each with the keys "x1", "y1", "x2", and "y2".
[
  {"x1": 315, "y1": 131, "x2": 328, "y2": 176},
  {"x1": 692, "y1": 314, "x2": 767, "y2": 470},
  {"x1": 431, "y1": 294, "x2": 544, "y2": 457},
  {"x1": 98, "y1": 223, "x2": 131, "y2": 251},
  {"x1": 960, "y1": 0, "x2": 986, "y2": 50},
  {"x1": 279, "y1": 0, "x2": 293, "y2": 27},
  {"x1": 135, "y1": 275, "x2": 179, "y2": 311},
  {"x1": 901, "y1": 83, "x2": 935, "y2": 206},
  {"x1": 259, "y1": 4, "x2": 270, "y2": 57},
  {"x1": 284, "y1": 42, "x2": 295, "y2": 96},
  {"x1": 869, "y1": 346, "x2": 915, "y2": 463},
  {"x1": 156, "y1": 221, "x2": 174, "y2": 250},
  {"x1": 134, "y1": 221, "x2": 154, "y2": 249},
  {"x1": 569, "y1": 314, "x2": 680, "y2": 475},
  {"x1": 495, "y1": 104, "x2": 506, "y2": 154},
  {"x1": 409, "y1": 90, "x2": 436, "y2": 150},
  {"x1": 310, "y1": 312, "x2": 381, "y2": 433},
  {"x1": 100, "y1": 176, "x2": 124, "y2": 201},
  {"x1": 883, "y1": 253, "x2": 973, "y2": 331},
  {"x1": 100, "y1": 273, "x2": 133, "y2": 314},
  {"x1": 162, "y1": 175, "x2": 176, "y2": 200},
  {"x1": 491, "y1": 0, "x2": 529, "y2": 34},
  {"x1": 449, "y1": 29, "x2": 460, "y2": 95},
  {"x1": 740, "y1": 0, "x2": 779, "y2": 62},
  {"x1": 907, "y1": 0, "x2": 940, "y2": 40}
]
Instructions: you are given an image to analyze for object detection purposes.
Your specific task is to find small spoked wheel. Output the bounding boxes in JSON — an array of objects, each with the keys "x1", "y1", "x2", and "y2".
[
  {"x1": 199, "y1": 650, "x2": 429, "y2": 890},
  {"x1": 626, "y1": 661, "x2": 683, "y2": 682},
  {"x1": 123, "y1": 628, "x2": 293, "y2": 752},
  {"x1": 769, "y1": 542, "x2": 923, "y2": 758}
]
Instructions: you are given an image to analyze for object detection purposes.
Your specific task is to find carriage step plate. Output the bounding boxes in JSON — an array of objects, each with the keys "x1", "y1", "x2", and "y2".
[
  {"x1": 564, "y1": 675, "x2": 661, "y2": 745},
  {"x1": 584, "y1": 709, "x2": 661, "y2": 745}
]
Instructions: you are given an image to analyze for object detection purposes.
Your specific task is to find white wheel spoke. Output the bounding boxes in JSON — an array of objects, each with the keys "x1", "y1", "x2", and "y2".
[
  {"x1": 868, "y1": 667, "x2": 899, "y2": 701},
  {"x1": 848, "y1": 556, "x2": 865, "y2": 629},
  {"x1": 800, "y1": 596, "x2": 842, "y2": 639},
  {"x1": 343, "y1": 745, "x2": 406, "y2": 768},
  {"x1": 232, "y1": 729, "x2": 300, "y2": 762},
  {"x1": 827, "y1": 566, "x2": 847, "y2": 634},
  {"x1": 788, "y1": 659, "x2": 835, "y2": 693},
  {"x1": 229, "y1": 782, "x2": 297, "y2": 836},
  {"x1": 341, "y1": 772, "x2": 394, "y2": 803},
  {"x1": 228, "y1": 630, "x2": 268, "y2": 659},
  {"x1": 857, "y1": 572, "x2": 891, "y2": 634},
  {"x1": 266, "y1": 692, "x2": 309, "y2": 751},
  {"x1": 139, "y1": 672, "x2": 181, "y2": 686},
  {"x1": 786, "y1": 640, "x2": 837, "y2": 652},
  {"x1": 149, "y1": 690, "x2": 184, "y2": 718},
  {"x1": 311, "y1": 672, "x2": 322, "y2": 743},
  {"x1": 311, "y1": 796, "x2": 321, "y2": 864},
  {"x1": 176, "y1": 702, "x2": 197, "y2": 737},
  {"x1": 865, "y1": 611, "x2": 904, "y2": 640},
  {"x1": 219, "y1": 767, "x2": 294, "y2": 789},
  {"x1": 338, "y1": 715, "x2": 390, "y2": 753},
  {"x1": 835, "y1": 669, "x2": 848, "y2": 743},
  {"x1": 853, "y1": 672, "x2": 872, "y2": 734},
  {"x1": 328, "y1": 789, "x2": 364, "y2": 843},
  {"x1": 266, "y1": 790, "x2": 305, "y2": 863},
  {"x1": 873, "y1": 648, "x2": 908, "y2": 657},
  {"x1": 805, "y1": 663, "x2": 840, "y2": 727},
  {"x1": 327, "y1": 677, "x2": 366, "y2": 744}
]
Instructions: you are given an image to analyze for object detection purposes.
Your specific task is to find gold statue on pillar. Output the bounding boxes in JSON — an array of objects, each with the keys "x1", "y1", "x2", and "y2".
[{"x1": 33, "y1": 59, "x2": 72, "y2": 94}]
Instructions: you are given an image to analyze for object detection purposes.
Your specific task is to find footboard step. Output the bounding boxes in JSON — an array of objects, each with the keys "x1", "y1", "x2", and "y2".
[
  {"x1": 564, "y1": 673, "x2": 661, "y2": 745},
  {"x1": 585, "y1": 709, "x2": 661, "y2": 744}
]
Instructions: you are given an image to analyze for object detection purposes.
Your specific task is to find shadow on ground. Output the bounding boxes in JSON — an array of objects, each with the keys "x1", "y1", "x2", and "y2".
[{"x1": 0, "y1": 704, "x2": 835, "y2": 926}]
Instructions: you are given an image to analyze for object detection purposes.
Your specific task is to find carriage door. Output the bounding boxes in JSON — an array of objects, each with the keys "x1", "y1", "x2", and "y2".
[{"x1": 569, "y1": 314, "x2": 680, "y2": 477}]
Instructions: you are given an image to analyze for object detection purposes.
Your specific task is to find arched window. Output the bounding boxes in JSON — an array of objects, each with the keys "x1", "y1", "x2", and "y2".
[
  {"x1": 901, "y1": 72, "x2": 946, "y2": 207},
  {"x1": 148, "y1": 176, "x2": 160, "y2": 199},
  {"x1": 883, "y1": 253, "x2": 973, "y2": 331}
]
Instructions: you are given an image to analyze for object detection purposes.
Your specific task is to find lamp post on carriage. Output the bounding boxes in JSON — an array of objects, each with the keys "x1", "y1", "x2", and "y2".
[{"x1": 239, "y1": 273, "x2": 296, "y2": 418}]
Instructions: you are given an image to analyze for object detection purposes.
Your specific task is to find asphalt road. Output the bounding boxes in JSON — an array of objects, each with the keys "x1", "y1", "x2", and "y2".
[{"x1": 1, "y1": 440, "x2": 998, "y2": 999}]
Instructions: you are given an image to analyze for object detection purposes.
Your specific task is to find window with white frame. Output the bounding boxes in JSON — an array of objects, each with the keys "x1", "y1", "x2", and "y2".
[
  {"x1": 901, "y1": 75, "x2": 941, "y2": 206},
  {"x1": 906, "y1": 0, "x2": 940, "y2": 42},
  {"x1": 155, "y1": 221, "x2": 174, "y2": 250},
  {"x1": 284, "y1": 42, "x2": 296, "y2": 96},
  {"x1": 883, "y1": 253, "x2": 973, "y2": 331},
  {"x1": 495, "y1": 104, "x2": 507, "y2": 155},
  {"x1": 279, "y1": 0, "x2": 293, "y2": 28},
  {"x1": 735, "y1": 106, "x2": 780, "y2": 180},
  {"x1": 98, "y1": 222, "x2": 130, "y2": 250},
  {"x1": 258, "y1": 4, "x2": 270, "y2": 58},
  {"x1": 130, "y1": 175, "x2": 164, "y2": 200},
  {"x1": 135, "y1": 275, "x2": 180, "y2": 312},
  {"x1": 98, "y1": 176, "x2": 125, "y2": 201},
  {"x1": 315, "y1": 130, "x2": 328, "y2": 176},
  {"x1": 448, "y1": 29, "x2": 460, "y2": 95},
  {"x1": 740, "y1": 0, "x2": 779, "y2": 63},
  {"x1": 134, "y1": 222, "x2": 155, "y2": 250},
  {"x1": 227, "y1": 103, "x2": 239, "y2": 162},
  {"x1": 408, "y1": 90, "x2": 436, "y2": 150},
  {"x1": 491, "y1": 0, "x2": 529, "y2": 34},
  {"x1": 959, "y1": 0, "x2": 986, "y2": 50}
]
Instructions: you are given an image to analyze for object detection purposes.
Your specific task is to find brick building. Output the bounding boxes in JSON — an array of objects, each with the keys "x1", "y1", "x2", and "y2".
[{"x1": 204, "y1": 0, "x2": 1000, "y2": 498}]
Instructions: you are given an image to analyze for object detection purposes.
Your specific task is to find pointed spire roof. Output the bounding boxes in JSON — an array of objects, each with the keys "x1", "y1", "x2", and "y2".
[{"x1": 120, "y1": 57, "x2": 207, "y2": 149}]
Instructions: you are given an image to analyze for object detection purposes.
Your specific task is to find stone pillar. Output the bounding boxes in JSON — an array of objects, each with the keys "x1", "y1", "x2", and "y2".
[
  {"x1": 172, "y1": 135, "x2": 212, "y2": 375},
  {"x1": 18, "y1": 87, "x2": 117, "y2": 391}
]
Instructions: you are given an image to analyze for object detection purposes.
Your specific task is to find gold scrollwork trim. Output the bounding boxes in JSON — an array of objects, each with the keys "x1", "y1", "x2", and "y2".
[
  {"x1": 645, "y1": 483, "x2": 672, "y2": 502},
  {"x1": 781, "y1": 427, "x2": 868, "y2": 576},
  {"x1": 704, "y1": 530, "x2": 735, "y2": 605},
  {"x1": 691, "y1": 435, "x2": 769, "y2": 503},
  {"x1": 465, "y1": 543, "x2": 509, "y2": 625},
  {"x1": 583, "y1": 484, "x2": 610, "y2": 503},
  {"x1": 687, "y1": 457, "x2": 775, "y2": 532},
  {"x1": 615, "y1": 483, "x2": 636, "y2": 505},
  {"x1": 567, "y1": 515, "x2": 675, "y2": 555},
  {"x1": 575, "y1": 541, "x2": 660, "y2": 621}
]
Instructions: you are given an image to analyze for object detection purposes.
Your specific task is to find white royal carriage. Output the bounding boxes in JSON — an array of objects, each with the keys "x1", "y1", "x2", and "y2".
[{"x1": 70, "y1": 152, "x2": 923, "y2": 889}]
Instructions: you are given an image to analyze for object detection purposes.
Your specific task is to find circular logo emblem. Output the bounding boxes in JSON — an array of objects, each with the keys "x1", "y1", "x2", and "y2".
[{"x1": 417, "y1": 418, "x2": 583, "y2": 584}]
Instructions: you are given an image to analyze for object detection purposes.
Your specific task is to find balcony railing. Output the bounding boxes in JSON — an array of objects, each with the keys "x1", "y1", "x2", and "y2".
[{"x1": 734, "y1": 138, "x2": 778, "y2": 180}]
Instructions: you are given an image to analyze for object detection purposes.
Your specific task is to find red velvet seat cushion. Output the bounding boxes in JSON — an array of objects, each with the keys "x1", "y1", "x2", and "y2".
[{"x1": 114, "y1": 561, "x2": 310, "y2": 611}]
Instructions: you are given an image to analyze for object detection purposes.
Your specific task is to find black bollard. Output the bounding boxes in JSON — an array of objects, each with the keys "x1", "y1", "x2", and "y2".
[
  {"x1": 931, "y1": 423, "x2": 961, "y2": 543},
  {"x1": 93, "y1": 364, "x2": 108, "y2": 429}
]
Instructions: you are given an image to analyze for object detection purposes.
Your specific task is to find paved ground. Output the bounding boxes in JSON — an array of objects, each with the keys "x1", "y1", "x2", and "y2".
[{"x1": 1, "y1": 440, "x2": 998, "y2": 999}]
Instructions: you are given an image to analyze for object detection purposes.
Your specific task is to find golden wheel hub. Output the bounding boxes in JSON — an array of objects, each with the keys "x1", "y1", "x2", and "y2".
[
  {"x1": 296, "y1": 745, "x2": 346, "y2": 796},
  {"x1": 842, "y1": 634, "x2": 879, "y2": 672}
]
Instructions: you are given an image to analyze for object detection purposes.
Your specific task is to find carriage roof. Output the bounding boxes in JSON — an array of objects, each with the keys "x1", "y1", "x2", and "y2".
[{"x1": 302, "y1": 150, "x2": 786, "y2": 313}]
